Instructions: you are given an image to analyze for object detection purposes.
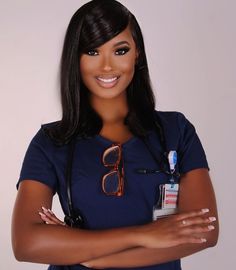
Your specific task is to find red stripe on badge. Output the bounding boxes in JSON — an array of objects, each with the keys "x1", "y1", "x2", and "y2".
[
  {"x1": 166, "y1": 194, "x2": 177, "y2": 198},
  {"x1": 165, "y1": 200, "x2": 177, "y2": 204}
]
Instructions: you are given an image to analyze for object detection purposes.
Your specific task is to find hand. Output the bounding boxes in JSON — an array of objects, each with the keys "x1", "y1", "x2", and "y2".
[
  {"x1": 39, "y1": 207, "x2": 216, "y2": 249},
  {"x1": 39, "y1": 207, "x2": 66, "y2": 226},
  {"x1": 137, "y1": 208, "x2": 216, "y2": 249}
]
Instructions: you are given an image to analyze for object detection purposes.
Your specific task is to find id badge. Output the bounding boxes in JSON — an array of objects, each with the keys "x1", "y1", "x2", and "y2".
[{"x1": 153, "y1": 183, "x2": 179, "y2": 220}]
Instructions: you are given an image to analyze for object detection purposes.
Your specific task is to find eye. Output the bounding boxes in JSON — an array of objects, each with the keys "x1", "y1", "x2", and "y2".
[
  {"x1": 86, "y1": 49, "x2": 98, "y2": 56},
  {"x1": 115, "y1": 47, "x2": 130, "y2": 56}
]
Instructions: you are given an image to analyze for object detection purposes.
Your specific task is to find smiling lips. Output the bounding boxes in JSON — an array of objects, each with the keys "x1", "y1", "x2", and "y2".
[{"x1": 96, "y1": 75, "x2": 120, "y2": 88}]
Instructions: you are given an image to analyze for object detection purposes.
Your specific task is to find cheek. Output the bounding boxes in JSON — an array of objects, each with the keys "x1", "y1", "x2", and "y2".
[
  {"x1": 79, "y1": 59, "x2": 98, "y2": 90},
  {"x1": 119, "y1": 58, "x2": 136, "y2": 76},
  {"x1": 80, "y1": 57, "x2": 94, "y2": 77}
]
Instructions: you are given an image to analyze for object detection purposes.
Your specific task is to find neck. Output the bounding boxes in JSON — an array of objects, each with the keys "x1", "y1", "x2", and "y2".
[{"x1": 89, "y1": 93, "x2": 129, "y2": 125}]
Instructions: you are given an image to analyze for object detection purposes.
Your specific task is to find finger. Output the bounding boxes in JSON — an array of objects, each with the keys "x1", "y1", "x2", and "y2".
[
  {"x1": 42, "y1": 209, "x2": 56, "y2": 220},
  {"x1": 42, "y1": 207, "x2": 56, "y2": 218},
  {"x1": 39, "y1": 212, "x2": 66, "y2": 226},
  {"x1": 178, "y1": 236, "x2": 207, "y2": 245},
  {"x1": 42, "y1": 207, "x2": 65, "y2": 225},
  {"x1": 175, "y1": 208, "x2": 210, "y2": 221},
  {"x1": 39, "y1": 212, "x2": 57, "y2": 225},
  {"x1": 45, "y1": 212, "x2": 65, "y2": 225},
  {"x1": 81, "y1": 262, "x2": 90, "y2": 267},
  {"x1": 179, "y1": 216, "x2": 217, "y2": 227},
  {"x1": 180, "y1": 224, "x2": 215, "y2": 235}
]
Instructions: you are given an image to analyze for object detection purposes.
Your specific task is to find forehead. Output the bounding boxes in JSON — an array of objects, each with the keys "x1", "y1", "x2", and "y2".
[{"x1": 99, "y1": 26, "x2": 135, "y2": 48}]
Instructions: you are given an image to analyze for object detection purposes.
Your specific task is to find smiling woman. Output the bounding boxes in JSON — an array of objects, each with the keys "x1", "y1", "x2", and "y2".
[{"x1": 11, "y1": 0, "x2": 218, "y2": 270}]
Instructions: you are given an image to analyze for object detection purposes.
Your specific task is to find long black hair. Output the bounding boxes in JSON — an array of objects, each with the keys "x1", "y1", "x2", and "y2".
[{"x1": 43, "y1": 0, "x2": 157, "y2": 145}]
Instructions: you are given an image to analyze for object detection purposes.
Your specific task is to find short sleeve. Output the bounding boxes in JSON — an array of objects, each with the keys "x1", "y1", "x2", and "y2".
[
  {"x1": 177, "y1": 113, "x2": 209, "y2": 174},
  {"x1": 17, "y1": 128, "x2": 58, "y2": 193}
]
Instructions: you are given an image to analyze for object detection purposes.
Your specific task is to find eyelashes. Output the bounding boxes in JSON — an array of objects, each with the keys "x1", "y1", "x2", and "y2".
[
  {"x1": 86, "y1": 50, "x2": 98, "y2": 56},
  {"x1": 85, "y1": 47, "x2": 130, "y2": 56},
  {"x1": 115, "y1": 47, "x2": 130, "y2": 55}
]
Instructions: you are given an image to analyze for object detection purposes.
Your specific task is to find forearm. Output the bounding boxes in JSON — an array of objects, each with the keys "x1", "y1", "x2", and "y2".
[
  {"x1": 85, "y1": 241, "x2": 215, "y2": 269},
  {"x1": 13, "y1": 223, "x2": 139, "y2": 265},
  {"x1": 12, "y1": 181, "x2": 140, "y2": 265},
  {"x1": 85, "y1": 168, "x2": 220, "y2": 270},
  {"x1": 13, "y1": 172, "x2": 219, "y2": 266}
]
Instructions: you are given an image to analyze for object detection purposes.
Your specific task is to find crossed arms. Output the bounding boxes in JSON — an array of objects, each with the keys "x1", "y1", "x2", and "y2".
[{"x1": 12, "y1": 168, "x2": 218, "y2": 267}]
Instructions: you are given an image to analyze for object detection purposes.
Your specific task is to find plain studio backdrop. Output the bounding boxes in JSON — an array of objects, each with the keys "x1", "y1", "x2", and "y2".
[{"x1": 0, "y1": 0, "x2": 235, "y2": 269}]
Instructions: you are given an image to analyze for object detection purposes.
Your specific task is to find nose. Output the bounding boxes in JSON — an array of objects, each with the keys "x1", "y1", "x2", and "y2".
[{"x1": 100, "y1": 54, "x2": 113, "y2": 72}]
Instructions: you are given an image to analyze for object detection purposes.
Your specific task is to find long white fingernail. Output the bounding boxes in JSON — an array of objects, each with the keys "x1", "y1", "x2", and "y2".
[
  {"x1": 208, "y1": 225, "x2": 215, "y2": 230},
  {"x1": 42, "y1": 206, "x2": 48, "y2": 212},
  {"x1": 48, "y1": 209, "x2": 54, "y2": 214},
  {"x1": 201, "y1": 208, "x2": 209, "y2": 213},
  {"x1": 39, "y1": 212, "x2": 46, "y2": 217},
  {"x1": 209, "y1": 217, "x2": 216, "y2": 222}
]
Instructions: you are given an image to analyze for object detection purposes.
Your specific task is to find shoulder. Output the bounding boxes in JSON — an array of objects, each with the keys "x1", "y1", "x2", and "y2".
[
  {"x1": 30, "y1": 120, "x2": 61, "y2": 150},
  {"x1": 152, "y1": 110, "x2": 198, "y2": 149},
  {"x1": 154, "y1": 110, "x2": 186, "y2": 120},
  {"x1": 153, "y1": 110, "x2": 208, "y2": 172},
  {"x1": 18, "y1": 121, "x2": 62, "y2": 192},
  {"x1": 153, "y1": 110, "x2": 191, "y2": 131},
  {"x1": 41, "y1": 120, "x2": 60, "y2": 130}
]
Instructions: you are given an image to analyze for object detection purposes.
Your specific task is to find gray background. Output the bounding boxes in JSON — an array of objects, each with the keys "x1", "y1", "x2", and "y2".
[{"x1": 0, "y1": 0, "x2": 235, "y2": 269}]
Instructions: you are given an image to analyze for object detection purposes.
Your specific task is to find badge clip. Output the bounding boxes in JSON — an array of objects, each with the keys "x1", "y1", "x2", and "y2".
[{"x1": 168, "y1": 150, "x2": 177, "y2": 187}]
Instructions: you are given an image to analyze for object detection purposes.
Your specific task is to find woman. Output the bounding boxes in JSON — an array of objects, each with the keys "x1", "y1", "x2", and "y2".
[{"x1": 12, "y1": 0, "x2": 219, "y2": 269}]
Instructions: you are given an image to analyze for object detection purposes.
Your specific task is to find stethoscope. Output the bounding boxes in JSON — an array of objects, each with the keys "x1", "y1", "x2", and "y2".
[{"x1": 63, "y1": 115, "x2": 180, "y2": 228}]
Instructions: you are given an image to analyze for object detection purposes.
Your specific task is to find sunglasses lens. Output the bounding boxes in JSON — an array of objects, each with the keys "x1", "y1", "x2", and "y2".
[
  {"x1": 103, "y1": 145, "x2": 120, "y2": 166},
  {"x1": 103, "y1": 171, "x2": 120, "y2": 194}
]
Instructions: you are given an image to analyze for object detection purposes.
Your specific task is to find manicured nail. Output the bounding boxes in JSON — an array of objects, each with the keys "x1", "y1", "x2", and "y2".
[
  {"x1": 201, "y1": 238, "x2": 207, "y2": 243},
  {"x1": 208, "y1": 225, "x2": 215, "y2": 230},
  {"x1": 39, "y1": 212, "x2": 46, "y2": 217},
  {"x1": 209, "y1": 217, "x2": 216, "y2": 222},
  {"x1": 201, "y1": 208, "x2": 209, "y2": 213},
  {"x1": 48, "y1": 209, "x2": 54, "y2": 215},
  {"x1": 42, "y1": 206, "x2": 48, "y2": 212}
]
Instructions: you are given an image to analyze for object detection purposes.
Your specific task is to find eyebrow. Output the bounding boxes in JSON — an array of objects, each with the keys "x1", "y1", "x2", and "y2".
[{"x1": 113, "y1": 41, "x2": 131, "y2": 47}]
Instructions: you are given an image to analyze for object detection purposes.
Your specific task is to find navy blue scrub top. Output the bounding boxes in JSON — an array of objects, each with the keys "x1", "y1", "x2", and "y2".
[{"x1": 17, "y1": 111, "x2": 209, "y2": 270}]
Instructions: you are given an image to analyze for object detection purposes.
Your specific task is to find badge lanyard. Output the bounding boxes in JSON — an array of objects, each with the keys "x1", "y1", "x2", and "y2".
[{"x1": 152, "y1": 150, "x2": 180, "y2": 219}]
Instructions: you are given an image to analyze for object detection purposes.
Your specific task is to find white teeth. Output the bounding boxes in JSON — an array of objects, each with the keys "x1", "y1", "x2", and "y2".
[{"x1": 97, "y1": 77, "x2": 118, "y2": 83}]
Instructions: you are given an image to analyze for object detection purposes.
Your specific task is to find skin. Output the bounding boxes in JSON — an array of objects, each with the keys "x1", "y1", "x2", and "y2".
[
  {"x1": 12, "y1": 26, "x2": 219, "y2": 267},
  {"x1": 80, "y1": 26, "x2": 138, "y2": 142},
  {"x1": 40, "y1": 169, "x2": 218, "y2": 268}
]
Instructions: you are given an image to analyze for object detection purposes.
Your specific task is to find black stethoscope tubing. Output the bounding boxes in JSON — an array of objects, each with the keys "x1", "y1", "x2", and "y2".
[{"x1": 63, "y1": 116, "x2": 179, "y2": 228}]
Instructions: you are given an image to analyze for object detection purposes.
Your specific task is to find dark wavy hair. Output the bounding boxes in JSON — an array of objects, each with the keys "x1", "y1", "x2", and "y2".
[{"x1": 43, "y1": 0, "x2": 157, "y2": 145}]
